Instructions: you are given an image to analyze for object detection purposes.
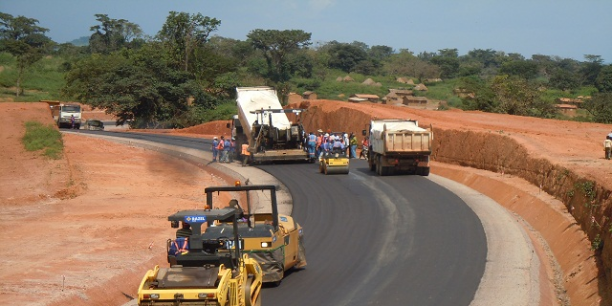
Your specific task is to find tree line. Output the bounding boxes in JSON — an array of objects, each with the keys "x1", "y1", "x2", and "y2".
[{"x1": 1, "y1": 11, "x2": 611, "y2": 127}]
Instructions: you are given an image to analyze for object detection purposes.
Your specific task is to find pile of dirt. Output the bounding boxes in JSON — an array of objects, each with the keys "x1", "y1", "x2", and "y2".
[{"x1": 174, "y1": 120, "x2": 231, "y2": 138}]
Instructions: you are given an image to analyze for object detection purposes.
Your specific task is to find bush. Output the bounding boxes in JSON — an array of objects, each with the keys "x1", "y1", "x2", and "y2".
[{"x1": 21, "y1": 121, "x2": 63, "y2": 159}]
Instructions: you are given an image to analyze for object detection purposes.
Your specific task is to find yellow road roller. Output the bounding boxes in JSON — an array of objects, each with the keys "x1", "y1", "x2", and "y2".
[{"x1": 319, "y1": 150, "x2": 350, "y2": 175}]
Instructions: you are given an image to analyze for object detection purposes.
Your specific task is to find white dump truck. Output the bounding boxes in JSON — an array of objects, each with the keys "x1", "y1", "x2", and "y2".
[
  {"x1": 47, "y1": 101, "x2": 82, "y2": 129},
  {"x1": 365, "y1": 119, "x2": 433, "y2": 176},
  {"x1": 234, "y1": 86, "x2": 309, "y2": 163}
]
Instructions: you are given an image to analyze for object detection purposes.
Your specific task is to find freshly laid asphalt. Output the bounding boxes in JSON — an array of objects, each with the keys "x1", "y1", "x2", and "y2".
[{"x1": 70, "y1": 130, "x2": 541, "y2": 306}]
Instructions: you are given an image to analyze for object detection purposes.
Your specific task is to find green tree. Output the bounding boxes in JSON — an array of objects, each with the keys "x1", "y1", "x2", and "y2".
[
  {"x1": 464, "y1": 48, "x2": 500, "y2": 68},
  {"x1": 548, "y1": 68, "x2": 580, "y2": 91},
  {"x1": 158, "y1": 11, "x2": 221, "y2": 72},
  {"x1": 63, "y1": 43, "x2": 212, "y2": 127},
  {"x1": 499, "y1": 59, "x2": 539, "y2": 80},
  {"x1": 457, "y1": 76, "x2": 497, "y2": 112},
  {"x1": 327, "y1": 42, "x2": 368, "y2": 73},
  {"x1": 369, "y1": 45, "x2": 394, "y2": 61},
  {"x1": 580, "y1": 54, "x2": 603, "y2": 86},
  {"x1": 383, "y1": 49, "x2": 439, "y2": 80},
  {"x1": 89, "y1": 14, "x2": 142, "y2": 54},
  {"x1": 430, "y1": 49, "x2": 460, "y2": 79},
  {"x1": 582, "y1": 93, "x2": 612, "y2": 123},
  {"x1": 247, "y1": 29, "x2": 311, "y2": 84},
  {"x1": 490, "y1": 75, "x2": 541, "y2": 116},
  {"x1": 0, "y1": 12, "x2": 52, "y2": 96},
  {"x1": 595, "y1": 65, "x2": 612, "y2": 93}
]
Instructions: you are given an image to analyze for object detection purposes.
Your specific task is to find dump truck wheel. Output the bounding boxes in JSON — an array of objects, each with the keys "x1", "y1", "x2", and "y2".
[
  {"x1": 376, "y1": 157, "x2": 383, "y2": 176},
  {"x1": 418, "y1": 167, "x2": 430, "y2": 176}
]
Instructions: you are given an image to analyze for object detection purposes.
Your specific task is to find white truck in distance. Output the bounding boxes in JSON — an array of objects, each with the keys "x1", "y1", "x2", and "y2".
[
  {"x1": 49, "y1": 102, "x2": 82, "y2": 129},
  {"x1": 365, "y1": 119, "x2": 433, "y2": 176},
  {"x1": 233, "y1": 86, "x2": 308, "y2": 163}
]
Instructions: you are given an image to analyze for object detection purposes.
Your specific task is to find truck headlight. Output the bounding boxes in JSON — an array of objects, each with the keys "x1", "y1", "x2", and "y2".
[{"x1": 261, "y1": 242, "x2": 270, "y2": 248}]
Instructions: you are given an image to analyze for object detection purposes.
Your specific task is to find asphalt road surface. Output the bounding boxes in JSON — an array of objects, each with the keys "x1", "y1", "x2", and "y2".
[
  {"x1": 79, "y1": 131, "x2": 488, "y2": 305},
  {"x1": 258, "y1": 162, "x2": 486, "y2": 305}
]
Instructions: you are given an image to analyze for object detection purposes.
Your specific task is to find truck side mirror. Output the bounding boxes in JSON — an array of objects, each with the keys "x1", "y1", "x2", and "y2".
[{"x1": 361, "y1": 129, "x2": 367, "y2": 136}]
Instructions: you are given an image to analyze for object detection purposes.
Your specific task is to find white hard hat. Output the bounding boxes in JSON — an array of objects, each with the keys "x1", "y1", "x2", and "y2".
[
  {"x1": 324, "y1": 133, "x2": 329, "y2": 137},
  {"x1": 213, "y1": 137, "x2": 218, "y2": 140}
]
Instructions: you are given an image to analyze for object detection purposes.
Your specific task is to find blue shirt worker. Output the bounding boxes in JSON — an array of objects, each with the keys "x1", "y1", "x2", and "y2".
[
  {"x1": 212, "y1": 137, "x2": 219, "y2": 162},
  {"x1": 222, "y1": 137, "x2": 231, "y2": 162},
  {"x1": 307, "y1": 132, "x2": 317, "y2": 160}
]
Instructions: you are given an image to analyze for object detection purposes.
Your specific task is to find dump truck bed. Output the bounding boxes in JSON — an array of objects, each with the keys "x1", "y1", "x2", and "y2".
[
  {"x1": 236, "y1": 86, "x2": 291, "y2": 136},
  {"x1": 370, "y1": 119, "x2": 432, "y2": 154}
]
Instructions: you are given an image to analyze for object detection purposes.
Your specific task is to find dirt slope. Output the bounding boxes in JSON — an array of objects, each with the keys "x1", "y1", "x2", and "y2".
[
  {"x1": 0, "y1": 102, "x2": 233, "y2": 306},
  {"x1": 1, "y1": 100, "x2": 610, "y2": 305}
]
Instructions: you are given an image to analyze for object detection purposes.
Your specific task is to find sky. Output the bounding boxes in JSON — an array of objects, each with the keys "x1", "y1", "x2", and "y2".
[{"x1": 2, "y1": 0, "x2": 611, "y2": 63}]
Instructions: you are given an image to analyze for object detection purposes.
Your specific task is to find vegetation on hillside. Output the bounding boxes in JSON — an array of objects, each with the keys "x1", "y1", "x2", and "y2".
[
  {"x1": 22, "y1": 121, "x2": 63, "y2": 159},
  {"x1": 1, "y1": 11, "x2": 611, "y2": 126}
]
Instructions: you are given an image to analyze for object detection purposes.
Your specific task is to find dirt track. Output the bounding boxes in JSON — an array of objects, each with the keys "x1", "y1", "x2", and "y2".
[{"x1": 0, "y1": 101, "x2": 610, "y2": 305}]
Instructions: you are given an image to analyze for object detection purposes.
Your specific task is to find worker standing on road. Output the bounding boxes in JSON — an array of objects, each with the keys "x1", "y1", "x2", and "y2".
[
  {"x1": 604, "y1": 136, "x2": 612, "y2": 160},
  {"x1": 218, "y1": 136, "x2": 226, "y2": 162},
  {"x1": 212, "y1": 137, "x2": 219, "y2": 162},
  {"x1": 359, "y1": 136, "x2": 369, "y2": 159},
  {"x1": 70, "y1": 115, "x2": 76, "y2": 129},
  {"x1": 307, "y1": 132, "x2": 317, "y2": 161},
  {"x1": 315, "y1": 129, "x2": 323, "y2": 158},
  {"x1": 342, "y1": 132, "x2": 349, "y2": 156},
  {"x1": 349, "y1": 133, "x2": 358, "y2": 159},
  {"x1": 229, "y1": 137, "x2": 236, "y2": 162},
  {"x1": 241, "y1": 143, "x2": 250, "y2": 166},
  {"x1": 222, "y1": 136, "x2": 231, "y2": 163}
]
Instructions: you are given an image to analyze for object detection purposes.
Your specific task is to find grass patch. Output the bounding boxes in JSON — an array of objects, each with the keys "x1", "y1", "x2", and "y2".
[{"x1": 22, "y1": 121, "x2": 63, "y2": 159}]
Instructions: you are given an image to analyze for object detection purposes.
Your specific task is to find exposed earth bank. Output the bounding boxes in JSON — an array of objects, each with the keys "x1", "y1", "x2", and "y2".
[{"x1": 0, "y1": 101, "x2": 610, "y2": 305}]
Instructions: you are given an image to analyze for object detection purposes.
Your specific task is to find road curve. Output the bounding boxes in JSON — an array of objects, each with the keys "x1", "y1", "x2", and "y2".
[{"x1": 69, "y1": 130, "x2": 540, "y2": 306}]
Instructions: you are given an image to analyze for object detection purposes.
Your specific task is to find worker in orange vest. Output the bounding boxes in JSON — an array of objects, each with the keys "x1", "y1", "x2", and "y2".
[{"x1": 241, "y1": 143, "x2": 250, "y2": 166}]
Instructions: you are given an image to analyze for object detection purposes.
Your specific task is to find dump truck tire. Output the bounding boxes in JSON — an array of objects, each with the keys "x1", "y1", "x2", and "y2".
[{"x1": 418, "y1": 167, "x2": 430, "y2": 176}]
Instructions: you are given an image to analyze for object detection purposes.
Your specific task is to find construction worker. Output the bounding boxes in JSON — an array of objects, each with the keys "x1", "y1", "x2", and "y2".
[
  {"x1": 307, "y1": 132, "x2": 317, "y2": 161},
  {"x1": 241, "y1": 143, "x2": 250, "y2": 166},
  {"x1": 176, "y1": 222, "x2": 192, "y2": 238},
  {"x1": 222, "y1": 136, "x2": 231, "y2": 163},
  {"x1": 217, "y1": 136, "x2": 226, "y2": 162},
  {"x1": 315, "y1": 129, "x2": 323, "y2": 157},
  {"x1": 342, "y1": 132, "x2": 349, "y2": 156},
  {"x1": 320, "y1": 136, "x2": 332, "y2": 158},
  {"x1": 349, "y1": 133, "x2": 358, "y2": 158},
  {"x1": 229, "y1": 137, "x2": 236, "y2": 162},
  {"x1": 332, "y1": 137, "x2": 345, "y2": 155},
  {"x1": 359, "y1": 136, "x2": 369, "y2": 159},
  {"x1": 604, "y1": 136, "x2": 612, "y2": 160},
  {"x1": 212, "y1": 136, "x2": 219, "y2": 162}
]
